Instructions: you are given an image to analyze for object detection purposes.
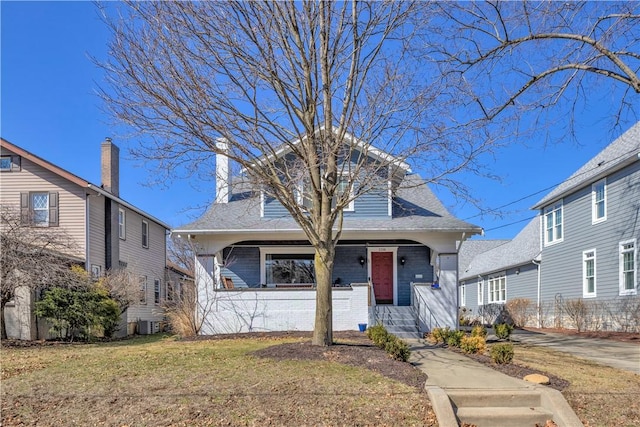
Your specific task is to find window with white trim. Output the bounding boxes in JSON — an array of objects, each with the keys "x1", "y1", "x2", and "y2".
[
  {"x1": 620, "y1": 240, "x2": 637, "y2": 295},
  {"x1": 544, "y1": 202, "x2": 563, "y2": 245},
  {"x1": 141, "y1": 220, "x2": 149, "y2": 248},
  {"x1": 487, "y1": 273, "x2": 506, "y2": 303},
  {"x1": 583, "y1": 249, "x2": 596, "y2": 297},
  {"x1": 337, "y1": 175, "x2": 355, "y2": 211},
  {"x1": 260, "y1": 247, "x2": 316, "y2": 285},
  {"x1": 154, "y1": 279, "x2": 161, "y2": 304},
  {"x1": 460, "y1": 283, "x2": 466, "y2": 307},
  {"x1": 139, "y1": 276, "x2": 147, "y2": 304},
  {"x1": 592, "y1": 179, "x2": 606, "y2": 223},
  {"x1": 31, "y1": 192, "x2": 50, "y2": 226},
  {"x1": 477, "y1": 280, "x2": 484, "y2": 306},
  {"x1": 118, "y1": 208, "x2": 126, "y2": 239}
]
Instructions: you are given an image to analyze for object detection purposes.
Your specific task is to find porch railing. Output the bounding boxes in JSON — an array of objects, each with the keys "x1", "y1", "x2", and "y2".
[{"x1": 411, "y1": 282, "x2": 442, "y2": 333}]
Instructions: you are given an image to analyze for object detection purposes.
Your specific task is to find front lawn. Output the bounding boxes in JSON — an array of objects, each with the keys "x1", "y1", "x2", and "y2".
[{"x1": 1, "y1": 334, "x2": 436, "y2": 426}]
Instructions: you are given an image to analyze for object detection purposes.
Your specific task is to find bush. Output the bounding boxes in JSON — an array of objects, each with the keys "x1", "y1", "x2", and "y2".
[
  {"x1": 366, "y1": 324, "x2": 390, "y2": 348},
  {"x1": 494, "y1": 323, "x2": 514, "y2": 340},
  {"x1": 366, "y1": 324, "x2": 411, "y2": 361},
  {"x1": 460, "y1": 335, "x2": 486, "y2": 354},
  {"x1": 35, "y1": 286, "x2": 121, "y2": 341},
  {"x1": 506, "y1": 298, "x2": 532, "y2": 328},
  {"x1": 429, "y1": 326, "x2": 450, "y2": 344},
  {"x1": 446, "y1": 330, "x2": 465, "y2": 348},
  {"x1": 385, "y1": 336, "x2": 411, "y2": 362},
  {"x1": 471, "y1": 325, "x2": 487, "y2": 338},
  {"x1": 490, "y1": 343, "x2": 514, "y2": 364}
]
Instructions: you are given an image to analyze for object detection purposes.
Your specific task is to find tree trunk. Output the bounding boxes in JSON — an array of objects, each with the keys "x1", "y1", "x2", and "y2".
[
  {"x1": 0, "y1": 302, "x2": 7, "y2": 340},
  {"x1": 312, "y1": 249, "x2": 334, "y2": 346}
]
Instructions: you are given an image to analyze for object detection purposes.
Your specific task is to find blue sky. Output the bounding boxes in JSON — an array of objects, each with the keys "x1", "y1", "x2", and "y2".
[{"x1": 1, "y1": 1, "x2": 637, "y2": 238}]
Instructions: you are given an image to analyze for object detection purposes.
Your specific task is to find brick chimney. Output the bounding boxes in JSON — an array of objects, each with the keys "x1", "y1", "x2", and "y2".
[{"x1": 101, "y1": 137, "x2": 120, "y2": 197}]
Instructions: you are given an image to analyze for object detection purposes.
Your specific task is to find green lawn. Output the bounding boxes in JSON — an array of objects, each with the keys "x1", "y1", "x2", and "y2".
[{"x1": 1, "y1": 335, "x2": 435, "y2": 426}]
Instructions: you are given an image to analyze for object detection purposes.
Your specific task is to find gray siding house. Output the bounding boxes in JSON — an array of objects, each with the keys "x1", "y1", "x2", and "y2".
[
  {"x1": 1, "y1": 138, "x2": 170, "y2": 339},
  {"x1": 531, "y1": 122, "x2": 640, "y2": 330},
  {"x1": 459, "y1": 122, "x2": 640, "y2": 331},
  {"x1": 459, "y1": 218, "x2": 541, "y2": 325},
  {"x1": 174, "y1": 132, "x2": 482, "y2": 334}
]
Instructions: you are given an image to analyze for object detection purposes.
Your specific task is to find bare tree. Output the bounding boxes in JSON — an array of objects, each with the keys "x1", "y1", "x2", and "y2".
[
  {"x1": 0, "y1": 206, "x2": 80, "y2": 339},
  {"x1": 431, "y1": 1, "x2": 640, "y2": 135},
  {"x1": 99, "y1": 1, "x2": 500, "y2": 346}
]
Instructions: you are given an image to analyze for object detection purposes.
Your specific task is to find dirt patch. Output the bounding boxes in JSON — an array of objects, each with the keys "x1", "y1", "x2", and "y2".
[{"x1": 252, "y1": 331, "x2": 427, "y2": 390}]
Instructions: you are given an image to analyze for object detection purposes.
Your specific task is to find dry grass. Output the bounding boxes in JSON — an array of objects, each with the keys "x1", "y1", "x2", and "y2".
[
  {"x1": 1, "y1": 334, "x2": 435, "y2": 426},
  {"x1": 512, "y1": 344, "x2": 640, "y2": 427}
]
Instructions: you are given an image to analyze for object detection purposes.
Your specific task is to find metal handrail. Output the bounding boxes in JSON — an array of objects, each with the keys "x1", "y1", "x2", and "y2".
[{"x1": 411, "y1": 282, "x2": 441, "y2": 333}]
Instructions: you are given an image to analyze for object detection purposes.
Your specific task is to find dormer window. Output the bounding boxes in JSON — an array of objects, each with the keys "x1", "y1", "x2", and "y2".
[{"x1": 337, "y1": 176, "x2": 354, "y2": 212}]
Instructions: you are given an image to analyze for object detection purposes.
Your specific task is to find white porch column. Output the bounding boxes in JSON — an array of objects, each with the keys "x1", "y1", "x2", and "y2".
[{"x1": 437, "y1": 253, "x2": 459, "y2": 329}]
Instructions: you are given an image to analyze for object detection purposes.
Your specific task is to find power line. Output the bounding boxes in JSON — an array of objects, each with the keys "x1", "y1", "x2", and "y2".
[
  {"x1": 463, "y1": 146, "x2": 639, "y2": 222},
  {"x1": 483, "y1": 215, "x2": 538, "y2": 232}
]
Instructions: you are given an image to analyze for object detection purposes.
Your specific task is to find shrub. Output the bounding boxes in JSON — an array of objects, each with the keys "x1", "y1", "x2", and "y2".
[
  {"x1": 366, "y1": 324, "x2": 389, "y2": 348},
  {"x1": 471, "y1": 325, "x2": 487, "y2": 338},
  {"x1": 429, "y1": 326, "x2": 450, "y2": 344},
  {"x1": 446, "y1": 330, "x2": 465, "y2": 348},
  {"x1": 494, "y1": 323, "x2": 514, "y2": 340},
  {"x1": 35, "y1": 286, "x2": 121, "y2": 341},
  {"x1": 490, "y1": 343, "x2": 514, "y2": 364},
  {"x1": 460, "y1": 335, "x2": 486, "y2": 354},
  {"x1": 385, "y1": 336, "x2": 411, "y2": 362},
  {"x1": 366, "y1": 324, "x2": 411, "y2": 361},
  {"x1": 506, "y1": 298, "x2": 532, "y2": 328}
]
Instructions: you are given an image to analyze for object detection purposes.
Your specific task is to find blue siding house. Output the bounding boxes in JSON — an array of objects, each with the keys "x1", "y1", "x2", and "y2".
[
  {"x1": 174, "y1": 132, "x2": 482, "y2": 334},
  {"x1": 460, "y1": 122, "x2": 640, "y2": 332},
  {"x1": 531, "y1": 121, "x2": 640, "y2": 331}
]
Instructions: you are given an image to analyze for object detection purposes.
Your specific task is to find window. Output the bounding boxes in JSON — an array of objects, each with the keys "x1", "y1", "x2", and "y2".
[
  {"x1": 154, "y1": 279, "x2": 161, "y2": 304},
  {"x1": 487, "y1": 273, "x2": 506, "y2": 304},
  {"x1": 32, "y1": 193, "x2": 49, "y2": 226},
  {"x1": 460, "y1": 283, "x2": 466, "y2": 307},
  {"x1": 91, "y1": 265, "x2": 102, "y2": 279},
  {"x1": 139, "y1": 276, "x2": 147, "y2": 304},
  {"x1": 477, "y1": 280, "x2": 484, "y2": 306},
  {"x1": 142, "y1": 220, "x2": 149, "y2": 248},
  {"x1": 0, "y1": 155, "x2": 19, "y2": 172},
  {"x1": 583, "y1": 249, "x2": 596, "y2": 297},
  {"x1": 337, "y1": 176, "x2": 355, "y2": 211},
  {"x1": 620, "y1": 240, "x2": 637, "y2": 295},
  {"x1": 295, "y1": 179, "x2": 313, "y2": 209},
  {"x1": 266, "y1": 253, "x2": 315, "y2": 284},
  {"x1": 118, "y1": 208, "x2": 126, "y2": 239},
  {"x1": 0, "y1": 156, "x2": 11, "y2": 171},
  {"x1": 543, "y1": 202, "x2": 563, "y2": 245},
  {"x1": 592, "y1": 179, "x2": 606, "y2": 223},
  {"x1": 20, "y1": 192, "x2": 58, "y2": 227}
]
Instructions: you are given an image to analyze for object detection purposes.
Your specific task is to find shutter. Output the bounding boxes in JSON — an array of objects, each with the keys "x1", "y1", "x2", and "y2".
[
  {"x1": 11, "y1": 155, "x2": 21, "y2": 172},
  {"x1": 49, "y1": 192, "x2": 59, "y2": 227},
  {"x1": 20, "y1": 192, "x2": 30, "y2": 224}
]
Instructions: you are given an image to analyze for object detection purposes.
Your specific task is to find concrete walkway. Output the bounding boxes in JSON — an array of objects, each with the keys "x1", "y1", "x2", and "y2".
[
  {"x1": 510, "y1": 329, "x2": 640, "y2": 374},
  {"x1": 404, "y1": 330, "x2": 640, "y2": 426}
]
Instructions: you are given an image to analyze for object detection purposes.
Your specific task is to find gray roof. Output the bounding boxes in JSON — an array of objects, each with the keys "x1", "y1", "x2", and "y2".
[
  {"x1": 458, "y1": 239, "x2": 509, "y2": 277},
  {"x1": 533, "y1": 122, "x2": 640, "y2": 209},
  {"x1": 175, "y1": 173, "x2": 481, "y2": 234},
  {"x1": 460, "y1": 217, "x2": 541, "y2": 280}
]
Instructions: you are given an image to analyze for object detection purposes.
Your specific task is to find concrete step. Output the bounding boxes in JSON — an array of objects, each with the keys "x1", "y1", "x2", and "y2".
[
  {"x1": 447, "y1": 389, "x2": 542, "y2": 408},
  {"x1": 455, "y1": 406, "x2": 554, "y2": 427}
]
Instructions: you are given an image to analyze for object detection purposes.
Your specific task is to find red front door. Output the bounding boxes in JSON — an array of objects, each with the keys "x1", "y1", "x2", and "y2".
[{"x1": 371, "y1": 252, "x2": 393, "y2": 304}]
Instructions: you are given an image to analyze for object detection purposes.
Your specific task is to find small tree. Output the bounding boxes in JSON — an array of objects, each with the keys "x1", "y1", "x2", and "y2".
[
  {"x1": 35, "y1": 267, "x2": 120, "y2": 341},
  {"x1": 0, "y1": 206, "x2": 79, "y2": 339}
]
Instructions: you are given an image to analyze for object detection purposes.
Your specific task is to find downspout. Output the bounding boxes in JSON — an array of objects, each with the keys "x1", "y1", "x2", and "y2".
[
  {"x1": 85, "y1": 193, "x2": 90, "y2": 273},
  {"x1": 533, "y1": 259, "x2": 541, "y2": 328}
]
